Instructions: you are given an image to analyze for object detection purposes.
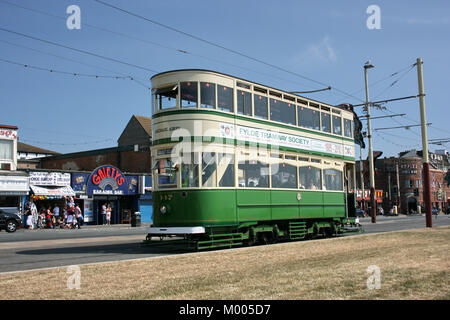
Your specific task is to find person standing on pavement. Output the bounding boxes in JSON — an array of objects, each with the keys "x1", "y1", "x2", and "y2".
[
  {"x1": 75, "y1": 204, "x2": 83, "y2": 229},
  {"x1": 53, "y1": 204, "x2": 60, "y2": 227},
  {"x1": 106, "y1": 204, "x2": 112, "y2": 226},
  {"x1": 101, "y1": 203, "x2": 107, "y2": 225}
]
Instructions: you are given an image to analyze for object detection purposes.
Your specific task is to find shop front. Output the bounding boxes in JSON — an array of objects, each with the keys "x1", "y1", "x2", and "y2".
[
  {"x1": 73, "y1": 165, "x2": 139, "y2": 225},
  {"x1": 0, "y1": 171, "x2": 29, "y2": 211},
  {"x1": 28, "y1": 171, "x2": 76, "y2": 214}
]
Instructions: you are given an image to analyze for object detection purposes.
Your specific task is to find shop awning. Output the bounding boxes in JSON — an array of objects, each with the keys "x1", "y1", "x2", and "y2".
[{"x1": 30, "y1": 185, "x2": 76, "y2": 197}]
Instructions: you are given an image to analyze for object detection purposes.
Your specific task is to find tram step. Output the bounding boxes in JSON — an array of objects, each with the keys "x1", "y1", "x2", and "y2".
[
  {"x1": 289, "y1": 222, "x2": 307, "y2": 240},
  {"x1": 195, "y1": 233, "x2": 244, "y2": 250}
]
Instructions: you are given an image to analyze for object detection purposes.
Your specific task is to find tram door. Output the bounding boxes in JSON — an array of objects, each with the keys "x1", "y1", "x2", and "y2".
[{"x1": 345, "y1": 163, "x2": 356, "y2": 218}]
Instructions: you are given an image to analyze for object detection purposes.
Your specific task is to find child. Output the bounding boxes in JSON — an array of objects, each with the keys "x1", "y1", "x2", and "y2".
[{"x1": 106, "y1": 204, "x2": 111, "y2": 226}]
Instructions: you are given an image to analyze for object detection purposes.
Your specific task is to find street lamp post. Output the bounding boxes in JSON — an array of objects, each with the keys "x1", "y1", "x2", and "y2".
[{"x1": 364, "y1": 61, "x2": 376, "y2": 223}]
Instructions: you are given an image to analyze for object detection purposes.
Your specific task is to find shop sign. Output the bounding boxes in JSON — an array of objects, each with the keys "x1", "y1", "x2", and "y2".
[
  {"x1": 30, "y1": 172, "x2": 71, "y2": 186},
  {"x1": 0, "y1": 129, "x2": 17, "y2": 140},
  {"x1": 0, "y1": 175, "x2": 29, "y2": 193},
  {"x1": 87, "y1": 165, "x2": 129, "y2": 196}
]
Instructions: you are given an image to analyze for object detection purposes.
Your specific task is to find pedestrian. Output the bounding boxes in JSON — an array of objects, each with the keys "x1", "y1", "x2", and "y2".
[
  {"x1": 101, "y1": 203, "x2": 107, "y2": 225},
  {"x1": 75, "y1": 204, "x2": 83, "y2": 229},
  {"x1": 106, "y1": 204, "x2": 112, "y2": 226},
  {"x1": 53, "y1": 204, "x2": 60, "y2": 226},
  {"x1": 30, "y1": 201, "x2": 38, "y2": 230}
]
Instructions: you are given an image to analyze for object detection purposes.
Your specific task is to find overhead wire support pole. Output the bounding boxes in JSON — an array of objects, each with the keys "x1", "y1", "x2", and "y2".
[
  {"x1": 417, "y1": 58, "x2": 433, "y2": 228},
  {"x1": 364, "y1": 61, "x2": 376, "y2": 223}
]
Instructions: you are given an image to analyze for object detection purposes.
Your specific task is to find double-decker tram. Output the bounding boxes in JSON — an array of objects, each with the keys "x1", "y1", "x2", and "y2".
[{"x1": 147, "y1": 69, "x2": 360, "y2": 250}]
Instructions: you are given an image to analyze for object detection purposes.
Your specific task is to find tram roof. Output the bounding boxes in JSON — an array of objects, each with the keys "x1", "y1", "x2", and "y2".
[{"x1": 150, "y1": 69, "x2": 352, "y2": 113}]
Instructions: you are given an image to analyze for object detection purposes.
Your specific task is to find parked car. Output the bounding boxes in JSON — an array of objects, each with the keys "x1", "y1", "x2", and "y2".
[{"x1": 0, "y1": 208, "x2": 22, "y2": 233}]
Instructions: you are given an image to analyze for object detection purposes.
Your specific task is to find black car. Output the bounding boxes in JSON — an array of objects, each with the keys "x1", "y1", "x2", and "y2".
[{"x1": 0, "y1": 208, "x2": 22, "y2": 233}]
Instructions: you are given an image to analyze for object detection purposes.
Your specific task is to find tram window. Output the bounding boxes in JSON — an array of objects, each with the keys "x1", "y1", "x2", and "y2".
[
  {"x1": 270, "y1": 99, "x2": 295, "y2": 125},
  {"x1": 285, "y1": 155, "x2": 296, "y2": 160},
  {"x1": 344, "y1": 119, "x2": 353, "y2": 138},
  {"x1": 237, "y1": 82, "x2": 251, "y2": 89},
  {"x1": 155, "y1": 86, "x2": 178, "y2": 110},
  {"x1": 217, "y1": 85, "x2": 234, "y2": 113},
  {"x1": 299, "y1": 166, "x2": 321, "y2": 190},
  {"x1": 238, "y1": 160, "x2": 269, "y2": 188},
  {"x1": 237, "y1": 90, "x2": 252, "y2": 116},
  {"x1": 323, "y1": 169, "x2": 343, "y2": 191},
  {"x1": 181, "y1": 82, "x2": 198, "y2": 108},
  {"x1": 298, "y1": 106, "x2": 320, "y2": 130},
  {"x1": 321, "y1": 112, "x2": 331, "y2": 133},
  {"x1": 333, "y1": 115, "x2": 342, "y2": 135},
  {"x1": 254, "y1": 94, "x2": 268, "y2": 119},
  {"x1": 202, "y1": 152, "x2": 216, "y2": 187},
  {"x1": 200, "y1": 82, "x2": 215, "y2": 109},
  {"x1": 218, "y1": 153, "x2": 235, "y2": 187},
  {"x1": 156, "y1": 159, "x2": 178, "y2": 189},
  {"x1": 181, "y1": 153, "x2": 199, "y2": 188},
  {"x1": 298, "y1": 157, "x2": 309, "y2": 162},
  {"x1": 271, "y1": 163, "x2": 297, "y2": 189}
]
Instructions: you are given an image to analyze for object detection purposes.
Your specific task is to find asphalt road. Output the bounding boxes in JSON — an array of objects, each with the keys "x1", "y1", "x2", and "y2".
[{"x1": 0, "y1": 215, "x2": 449, "y2": 274}]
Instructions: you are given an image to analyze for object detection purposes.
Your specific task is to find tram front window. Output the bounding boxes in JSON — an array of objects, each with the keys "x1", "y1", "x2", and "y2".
[
  {"x1": 155, "y1": 85, "x2": 178, "y2": 110},
  {"x1": 218, "y1": 153, "x2": 235, "y2": 187},
  {"x1": 238, "y1": 161, "x2": 269, "y2": 188},
  {"x1": 181, "y1": 153, "x2": 199, "y2": 188},
  {"x1": 299, "y1": 166, "x2": 322, "y2": 190},
  {"x1": 156, "y1": 159, "x2": 178, "y2": 189},
  {"x1": 181, "y1": 82, "x2": 198, "y2": 108},
  {"x1": 202, "y1": 152, "x2": 216, "y2": 187},
  {"x1": 344, "y1": 119, "x2": 353, "y2": 138}
]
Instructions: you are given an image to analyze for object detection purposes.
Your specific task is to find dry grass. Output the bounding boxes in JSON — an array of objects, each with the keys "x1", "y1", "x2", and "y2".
[{"x1": 1, "y1": 226, "x2": 449, "y2": 300}]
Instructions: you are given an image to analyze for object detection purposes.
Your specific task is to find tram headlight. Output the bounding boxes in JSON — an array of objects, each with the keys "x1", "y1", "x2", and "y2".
[{"x1": 160, "y1": 205, "x2": 167, "y2": 215}]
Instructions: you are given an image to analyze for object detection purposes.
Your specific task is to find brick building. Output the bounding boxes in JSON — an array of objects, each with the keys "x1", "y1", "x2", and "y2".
[{"x1": 357, "y1": 149, "x2": 450, "y2": 214}]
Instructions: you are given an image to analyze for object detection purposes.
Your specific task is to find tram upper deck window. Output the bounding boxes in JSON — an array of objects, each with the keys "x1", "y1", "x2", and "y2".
[
  {"x1": 270, "y1": 99, "x2": 295, "y2": 125},
  {"x1": 238, "y1": 160, "x2": 269, "y2": 188},
  {"x1": 299, "y1": 166, "x2": 322, "y2": 190},
  {"x1": 323, "y1": 169, "x2": 343, "y2": 191},
  {"x1": 344, "y1": 119, "x2": 353, "y2": 138},
  {"x1": 237, "y1": 90, "x2": 252, "y2": 116},
  {"x1": 271, "y1": 163, "x2": 297, "y2": 189},
  {"x1": 332, "y1": 114, "x2": 342, "y2": 135},
  {"x1": 254, "y1": 94, "x2": 268, "y2": 119},
  {"x1": 155, "y1": 85, "x2": 178, "y2": 110},
  {"x1": 321, "y1": 112, "x2": 331, "y2": 133},
  {"x1": 201, "y1": 82, "x2": 215, "y2": 109},
  {"x1": 217, "y1": 85, "x2": 234, "y2": 113},
  {"x1": 297, "y1": 106, "x2": 320, "y2": 130},
  {"x1": 180, "y1": 82, "x2": 197, "y2": 108}
]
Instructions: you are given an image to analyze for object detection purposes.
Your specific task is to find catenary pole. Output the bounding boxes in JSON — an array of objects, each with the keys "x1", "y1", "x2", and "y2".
[
  {"x1": 416, "y1": 58, "x2": 432, "y2": 227},
  {"x1": 364, "y1": 62, "x2": 376, "y2": 223}
]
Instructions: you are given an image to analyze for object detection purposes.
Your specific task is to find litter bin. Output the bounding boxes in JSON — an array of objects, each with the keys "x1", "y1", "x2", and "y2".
[{"x1": 131, "y1": 211, "x2": 141, "y2": 227}]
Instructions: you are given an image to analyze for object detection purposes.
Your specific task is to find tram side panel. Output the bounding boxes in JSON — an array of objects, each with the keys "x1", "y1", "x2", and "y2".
[{"x1": 153, "y1": 190, "x2": 238, "y2": 228}]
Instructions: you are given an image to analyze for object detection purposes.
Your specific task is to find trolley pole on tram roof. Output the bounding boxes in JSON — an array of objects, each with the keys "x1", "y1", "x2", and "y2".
[
  {"x1": 363, "y1": 61, "x2": 376, "y2": 223},
  {"x1": 416, "y1": 57, "x2": 432, "y2": 227}
]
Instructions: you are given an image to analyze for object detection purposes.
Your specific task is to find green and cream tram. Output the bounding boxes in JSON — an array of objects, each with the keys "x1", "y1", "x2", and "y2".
[{"x1": 147, "y1": 69, "x2": 359, "y2": 250}]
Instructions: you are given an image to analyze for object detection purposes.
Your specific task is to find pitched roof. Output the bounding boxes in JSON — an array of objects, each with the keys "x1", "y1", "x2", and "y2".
[
  {"x1": 133, "y1": 115, "x2": 152, "y2": 137},
  {"x1": 17, "y1": 142, "x2": 60, "y2": 155}
]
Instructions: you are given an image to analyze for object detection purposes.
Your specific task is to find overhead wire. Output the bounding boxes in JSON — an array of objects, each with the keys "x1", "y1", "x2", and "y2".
[
  {"x1": 92, "y1": 0, "x2": 366, "y2": 103},
  {"x1": 0, "y1": 0, "x2": 319, "y2": 92}
]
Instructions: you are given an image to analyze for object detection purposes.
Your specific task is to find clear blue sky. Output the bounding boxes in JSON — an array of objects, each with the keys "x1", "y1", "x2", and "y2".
[{"x1": 1, "y1": 0, "x2": 449, "y2": 158}]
